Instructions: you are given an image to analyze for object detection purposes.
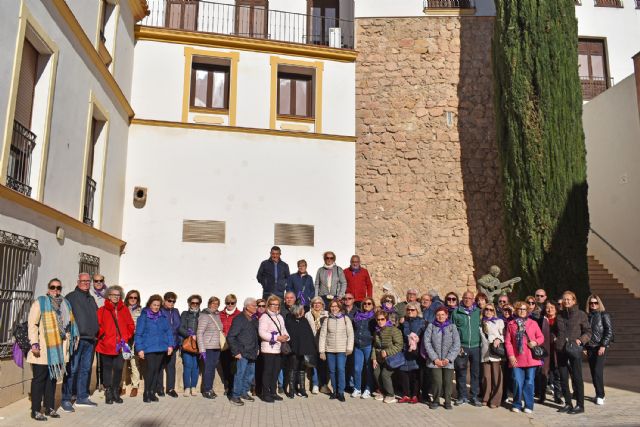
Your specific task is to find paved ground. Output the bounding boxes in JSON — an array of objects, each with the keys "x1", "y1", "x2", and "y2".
[{"x1": 1, "y1": 364, "x2": 639, "y2": 427}]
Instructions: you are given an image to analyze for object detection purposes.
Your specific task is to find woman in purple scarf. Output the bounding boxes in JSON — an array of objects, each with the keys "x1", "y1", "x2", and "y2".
[{"x1": 352, "y1": 297, "x2": 377, "y2": 398}]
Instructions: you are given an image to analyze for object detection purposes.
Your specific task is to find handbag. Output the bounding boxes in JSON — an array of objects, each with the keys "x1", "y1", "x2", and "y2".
[
  {"x1": 563, "y1": 339, "x2": 583, "y2": 358},
  {"x1": 108, "y1": 310, "x2": 132, "y2": 359},
  {"x1": 268, "y1": 314, "x2": 291, "y2": 355},
  {"x1": 525, "y1": 331, "x2": 548, "y2": 360},
  {"x1": 385, "y1": 351, "x2": 406, "y2": 369},
  {"x1": 182, "y1": 335, "x2": 198, "y2": 354},
  {"x1": 483, "y1": 329, "x2": 505, "y2": 358},
  {"x1": 210, "y1": 314, "x2": 229, "y2": 351}
]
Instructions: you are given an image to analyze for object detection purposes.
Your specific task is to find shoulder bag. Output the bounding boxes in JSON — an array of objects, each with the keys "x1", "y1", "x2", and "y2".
[
  {"x1": 525, "y1": 330, "x2": 548, "y2": 360},
  {"x1": 109, "y1": 310, "x2": 132, "y2": 360},
  {"x1": 210, "y1": 314, "x2": 228, "y2": 351},
  {"x1": 484, "y1": 328, "x2": 505, "y2": 358},
  {"x1": 268, "y1": 314, "x2": 291, "y2": 355}
]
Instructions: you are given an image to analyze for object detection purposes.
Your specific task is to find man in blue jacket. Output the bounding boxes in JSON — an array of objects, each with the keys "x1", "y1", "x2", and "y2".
[{"x1": 256, "y1": 246, "x2": 290, "y2": 300}]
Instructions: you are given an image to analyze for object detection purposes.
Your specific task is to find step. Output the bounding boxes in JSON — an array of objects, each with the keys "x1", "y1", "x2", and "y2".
[{"x1": 590, "y1": 288, "x2": 630, "y2": 295}]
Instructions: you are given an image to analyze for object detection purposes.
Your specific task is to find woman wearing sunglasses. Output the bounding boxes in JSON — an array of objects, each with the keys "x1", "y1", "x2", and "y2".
[
  {"x1": 372, "y1": 310, "x2": 403, "y2": 404},
  {"x1": 352, "y1": 297, "x2": 376, "y2": 399},
  {"x1": 314, "y1": 251, "x2": 347, "y2": 308},
  {"x1": 179, "y1": 295, "x2": 201, "y2": 397},
  {"x1": 219, "y1": 294, "x2": 241, "y2": 396},
  {"x1": 123, "y1": 290, "x2": 142, "y2": 397},
  {"x1": 444, "y1": 292, "x2": 459, "y2": 319},
  {"x1": 585, "y1": 294, "x2": 613, "y2": 406},
  {"x1": 480, "y1": 303, "x2": 504, "y2": 408},
  {"x1": 398, "y1": 301, "x2": 427, "y2": 404}
]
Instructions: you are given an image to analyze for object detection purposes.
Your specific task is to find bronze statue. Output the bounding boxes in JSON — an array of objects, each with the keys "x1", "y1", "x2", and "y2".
[{"x1": 477, "y1": 265, "x2": 521, "y2": 302}]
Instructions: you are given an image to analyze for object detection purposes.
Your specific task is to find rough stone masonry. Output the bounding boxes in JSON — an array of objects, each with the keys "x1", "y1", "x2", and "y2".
[{"x1": 354, "y1": 16, "x2": 507, "y2": 298}]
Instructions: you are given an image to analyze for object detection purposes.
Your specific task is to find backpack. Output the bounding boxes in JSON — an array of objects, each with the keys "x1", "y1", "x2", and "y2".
[{"x1": 13, "y1": 321, "x2": 30, "y2": 356}]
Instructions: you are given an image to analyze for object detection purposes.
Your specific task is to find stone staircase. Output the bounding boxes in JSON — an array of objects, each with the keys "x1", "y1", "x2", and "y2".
[{"x1": 588, "y1": 256, "x2": 640, "y2": 365}]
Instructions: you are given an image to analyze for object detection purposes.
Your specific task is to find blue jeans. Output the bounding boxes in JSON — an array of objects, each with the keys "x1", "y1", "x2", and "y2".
[
  {"x1": 182, "y1": 352, "x2": 200, "y2": 389},
  {"x1": 512, "y1": 366, "x2": 536, "y2": 410},
  {"x1": 62, "y1": 339, "x2": 95, "y2": 401},
  {"x1": 202, "y1": 349, "x2": 220, "y2": 392},
  {"x1": 326, "y1": 352, "x2": 346, "y2": 395},
  {"x1": 353, "y1": 345, "x2": 374, "y2": 392},
  {"x1": 232, "y1": 357, "x2": 256, "y2": 398}
]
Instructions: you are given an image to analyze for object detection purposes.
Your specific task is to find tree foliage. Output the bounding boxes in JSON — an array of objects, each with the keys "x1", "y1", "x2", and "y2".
[{"x1": 492, "y1": 0, "x2": 590, "y2": 302}]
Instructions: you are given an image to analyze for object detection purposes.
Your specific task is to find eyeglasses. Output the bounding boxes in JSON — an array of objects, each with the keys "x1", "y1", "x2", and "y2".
[
  {"x1": 527, "y1": 301, "x2": 536, "y2": 305},
  {"x1": 406, "y1": 308, "x2": 417, "y2": 312},
  {"x1": 226, "y1": 302, "x2": 236, "y2": 306},
  {"x1": 363, "y1": 302, "x2": 373, "y2": 306},
  {"x1": 589, "y1": 301, "x2": 599, "y2": 305},
  {"x1": 269, "y1": 303, "x2": 279, "y2": 307},
  {"x1": 376, "y1": 318, "x2": 386, "y2": 322},
  {"x1": 498, "y1": 300, "x2": 508, "y2": 304},
  {"x1": 189, "y1": 301, "x2": 200, "y2": 305},
  {"x1": 324, "y1": 256, "x2": 335, "y2": 260},
  {"x1": 383, "y1": 299, "x2": 393, "y2": 303},
  {"x1": 49, "y1": 285, "x2": 62, "y2": 291},
  {"x1": 446, "y1": 297, "x2": 457, "y2": 302},
  {"x1": 128, "y1": 296, "x2": 139, "y2": 300},
  {"x1": 79, "y1": 280, "x2": 91, "y2": 283},
  {"x1": 535, "y1": 294, "x2": 545, "y2": 298},
  {"x1": 257, "y1": 304, "x2": 266, "y2": 308},
  {"x1": 109, "y1": 294, "x2": 120, "y2": 298},
  {"x1": 94, "y1": 279, "x2": 104, "y2": 283},
  {"x1": 484, "y1": 308, "x2": 495, "y2": 312},
  {"x1": 166, "y1": 299, "x2": 176, "y2": 303}
]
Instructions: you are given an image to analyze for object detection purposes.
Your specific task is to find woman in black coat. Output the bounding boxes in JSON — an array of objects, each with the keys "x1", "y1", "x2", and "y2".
[
  {"x1": 284, "y1": 304, "x2": 317, "y2": 398},
  {"x1": 585, "y1": 294, "x2": 613, "y2": 405}
]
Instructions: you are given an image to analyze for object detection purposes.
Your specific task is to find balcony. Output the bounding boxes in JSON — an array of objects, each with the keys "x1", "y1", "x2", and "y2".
[
  {"x1": 580, "y1": 76, "x2": 608, "y2": 100},
  {"x1": 141, "y1": 0, "x2": 354, "y2": 49},
  {"x1": 594, "y1": 0, "x2": 623, "y2": 7},
  {"x1": 83, "y1": 176, "x2": 96, "y2": 226},
  {"x1": 6, "y1": 120, "x2": 36, "y2": 197},
  {"x1": 423, "y1": 0, "x2": 474, "y2": 9}
]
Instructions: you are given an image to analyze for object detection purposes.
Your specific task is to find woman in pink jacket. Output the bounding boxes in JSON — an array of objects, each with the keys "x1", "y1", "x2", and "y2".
[
  {"x1": 258, "y1": 295, "x2": 290, "y2": 403},
  {"x1": 505, "y1": 301, "x2": 544, "y2": 414}
]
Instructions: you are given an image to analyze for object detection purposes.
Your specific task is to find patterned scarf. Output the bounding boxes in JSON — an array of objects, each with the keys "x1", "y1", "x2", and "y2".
[
  {"x1": 515, "y1": 317, "x2": 527, "y2": 355},
  {"x1": 461, "y1": 303, "x2": 477, "y2": 315},
  {"x1": 432, "y1": 319, "x2": 450, "y2": 334},
  {"x1": 38, "y1": 295, "x2": 79, "y2": 381},
  {"x1": 354, "y1": 310, "x2": 374, "y2": 322}
]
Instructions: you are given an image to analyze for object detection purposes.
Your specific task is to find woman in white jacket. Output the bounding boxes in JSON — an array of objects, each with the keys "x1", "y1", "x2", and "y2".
[
  {"x1": 319, "y1": 300, "x2": 354, "y2": 402},
  {"x1": 480, "y1": 303, "x2": 505, "y2": 408}
]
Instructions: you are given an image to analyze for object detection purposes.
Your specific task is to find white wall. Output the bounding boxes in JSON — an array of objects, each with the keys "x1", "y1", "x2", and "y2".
[
  {"x1": 354, "y1": 0, "x2": 495, "y2": 17},
  {"x1": 576, "y1": 2, "x2": 640, "y2": 85},
  {"x1": 131, "y1": 40, "x2": 356, "y2": 136},
  {"x1": 584, "y1": 74, "x2": 640, "y2": 296},
  {"x1": 120, "y1": 124, "x2": 355, "y2": 311}
]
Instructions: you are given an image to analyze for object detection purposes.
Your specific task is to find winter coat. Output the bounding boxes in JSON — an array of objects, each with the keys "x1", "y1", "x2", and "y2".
[
  {"x1": 423, "y1": 323, "x2": 460, "y2": 369},
  {"x1": 257, "y1": 259, "x2": 290, "y2": 296},
  {"x1": 353, "y1": 312, "x2": 376, "y2": 348},
  {"x1": 451, "y1": 305, "x2": 481, "y2": 348},
  {"x1": 319, "y1": 314, "x2": 354, "y2": 354},
  {"x1": 285, "y1": 314, "x2": 317, "y2": 356},
  {"x1": 227, "y1": 312, "x2": 259, "y2": 360},
  {"x1": 134, "y1": 308, "x2": 174, "y2": 354},
  {"x1": 178, "y1": 310, "x2": 199, "y2": 339},
  {"x1": 26, "y1": 297, "x2": 74, "y2": 366},
  {"x1": 344, "y1": 267, "x2": 373, "y2": 301},
  {"x1": 161, "y1": 307, "x2": 181, "y2": 346},
  {"x1": 587, "y1": 311, "x2": 614, "y2": 348},
  {"x1": 372, "y1": 326, "x2": 403, "y2": 363},
  {"x1": 197, "y1": 309, "x2": 223, "y2": 351},
  {"x1": 400, "y1": 317, "x2": 427, "y2": 371},
  {"x1": 505, "y1": 318, "x2": 544, "y2": 368},
  {"x1": 65, "y1": 287, "x2": 99, "y2": 340},
  {"x1": 220, "y1": 308, "x2": 241, "y2": 335},
  {"x1": 480, "y1": 318, "x2": 505, "y2": 362},
  {"x1": 315, "y1": 265, "x2": 347, "y2": 298},
  {"x1": 285, "y1": 273, "x2": 315, "y2": 306},
  {"x1": 96, "y1": 299, "x2": 135, "y2": 355},
  {"x1": 556, "y1": 305, "x2": 592, "y2": 351},
  {"x1": 422, "y1": 297, "x2": 444, "y2": 324},
  {"x1": 258, "y1": 310, "x2": 290, "y2": 354}
]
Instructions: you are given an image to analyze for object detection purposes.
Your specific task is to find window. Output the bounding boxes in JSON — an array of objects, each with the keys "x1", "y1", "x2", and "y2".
[
  {"x1": 278, "y1": 72, "x2": 313, "y2": 118},
  {"x1": 83, "y1": 115, "x2": 105, "y2": 226},
  {"x1": 165, "y1": 0, "x2": 199, "y2": 31},
  {"x1": 190, "y1": 62, "x2": 230, "y2": 110},
  {"x1": 578, "y1": 38, "x2": 609, "y2": 100},
  {"x1": 236, "y1": 0, "x2": 268, "y2": 38},
  {"x1": 308, "y1": 0, "x2": 338, "y2": 46},
  {"x1": 0, "y1": 230, "x2": 38, "y2": 358},
  {"x1": 97, "y1": 0, "x2": 116, "y2": 67},
  {"x1": 79, "y1": 252, "x2": 100, "y2": 276}
]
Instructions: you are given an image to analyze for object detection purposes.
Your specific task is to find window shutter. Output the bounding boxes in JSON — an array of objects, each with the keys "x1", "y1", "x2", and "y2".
[
  {"x1": 182, "y1": 220, "x2": 226, "y2": 243},
  {"x1": 15, "y1": 40, "x2": 38, "y2": 129},
  {"x1": 274, "y1": 223, "x2": 314, "y2": 247}
]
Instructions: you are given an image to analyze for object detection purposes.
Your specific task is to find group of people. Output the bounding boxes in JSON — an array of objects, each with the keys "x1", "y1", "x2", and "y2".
[{"x1": 25, "y1": 246, "x2": 613, "y2": 421}]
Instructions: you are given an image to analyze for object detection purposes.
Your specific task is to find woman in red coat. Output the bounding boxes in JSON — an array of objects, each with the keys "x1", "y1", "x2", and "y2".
[
  {"x1": 97, "y1": 285, "x2": 135, "y2": 404},
  {"x1": 219, "y1": 293, "x2": 241, "y2": 395}
]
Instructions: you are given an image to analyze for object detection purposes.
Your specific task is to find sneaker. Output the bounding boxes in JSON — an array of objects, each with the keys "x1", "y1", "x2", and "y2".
[
  {"x1": 596, "y1": 397, "x2": 605, "y2": 405},
  {"x1": 524, "y1": 408, "x2": 533, "y2": 414},
  {"x1": 383, "y1": 396, "x2": 397, "y2": 404},
  {"x1": 60, "y1": 401, "x2": 74, "y2": 413},
  {"x1": 511, "y1": 407, "x2": 521, "y2": 413},
  {"x1": 454, "y1": 398, "x2": 467, "y2": 406},
  {"x1": 410, "y1": 396, "x2": 418, "y2": 404},
  {"x1": 311, "y1": 386, "x2": 319, "y2": 395},
  {"x1": 229, "y1": 397, "x2": 244, "y2": 406},
  {"x1": 75, "y1": 398, "x2": 98, "y2": 407},
  {"x1": 361, "y1": 390, "x2": 371, "y2": 399},
  {"x1": 241, "y1": 394, "x2": 255, "y2": 402},
  {"x1": 374, "y1": 394, "x2": 385, "y2": 401},
  {"x1": 398, "y1": 396, "x2": 411, "y2": 403},
  {"x1": 183, "y1": 388, "x2": 191, "y2": 397},
  {"x1": 351, "y1": 390, "x2": 361, "y2": 398}
]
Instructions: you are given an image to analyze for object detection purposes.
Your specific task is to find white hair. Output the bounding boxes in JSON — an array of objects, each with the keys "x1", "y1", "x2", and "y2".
[{"x1": 243, "y1": 297, "x2": 257, "y2": 308}]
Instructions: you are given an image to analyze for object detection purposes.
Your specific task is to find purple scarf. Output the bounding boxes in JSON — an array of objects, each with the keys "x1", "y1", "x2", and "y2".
[
  {"x1": 93, "y1": 286, "x2": 106, "y2": 298},
  {"x1": 146, "y1": 309, "x2": 161, "y2": 320},
  {"x1": 269, "y1": 331, "x2": 278, "y2": 346},
  {"x1": 447, "y1": 305, "x2": 457, "y2": 315},
  {"x1": 432, "y1": 319, "x2": 450, "y2": 334},
  {"x1": 375, "y1": 320, "x2": 393, "y2": 333},
  {"x1": 116, "y1": 339, "x2": 131, "y2": 354},
  {"x1": 382, "y1": 305, "x2": 396, "y2": 314},
  {"x1": 354, "y1": 310, "x2": 374, "y2": 322},
  {"x1": 461, "y1": 303, "x2": 477, "y2": 315},
  {"x1": 297, "y1": 291, "x2": 307, "y2": 307},
  {"x1": 483, "y1": 316, "x2": 499, "y2": 323}
]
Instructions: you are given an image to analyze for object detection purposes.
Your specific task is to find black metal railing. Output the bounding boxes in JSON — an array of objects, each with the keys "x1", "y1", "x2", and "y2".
[
  {"x1": 423, "y1": 0, "x2": 474, "y2": 8},
  {"x1": 7, "y1": 120, "x2": 36, "y2": 197},
  {"x1": 83, "y1": 176, "x2": 97, "y2": 226},
  {"x1": 580, "y1": 76, "x2": 608, "y2": 100},
  {"x1": 142, "y1": 0, "x2": 354, "y2": 49},
  {"x1": 594, "y1": 0, "x2": 623, "y2": 7},
  {"x1": 590, "y1": 227, "x2": 640, "y2": 272}
]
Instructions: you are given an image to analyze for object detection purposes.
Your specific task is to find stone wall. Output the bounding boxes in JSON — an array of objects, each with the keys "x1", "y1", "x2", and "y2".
[{"x1": 355, "y1": 16, "x2": 507, "y2": 298}]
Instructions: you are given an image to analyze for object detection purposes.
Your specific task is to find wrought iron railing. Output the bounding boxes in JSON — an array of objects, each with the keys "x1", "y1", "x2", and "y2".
[
  {"x1": 580, "y1": 76, "x2": 608, "y2": 100},
  {"x1": 7, "y1": 120, "x2": 36, "y2": 197},
  {"x1": 423, "y1": 0, "x2": 474, "y2": 8},
  {"x1": 141, "y1": 0, "x2": 354, "y2": 49},
  {"x1": 594, "y1": 0, "x2": 623, "y2": 7},
  {"x1": 590, "y1": 227, "x2": 640, "y2": 272},
  {"x1": 83, "y1": 176, "x2": 97, "y2": 226}
]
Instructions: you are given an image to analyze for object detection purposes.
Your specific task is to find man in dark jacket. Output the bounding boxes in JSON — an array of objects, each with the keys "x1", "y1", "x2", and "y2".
[
  {"x1": 227, "y1": 298, "x2": 260, "y2": 406},
  {"x1": 62, "y1": 273, "x2": 99, "y2": 411},
  {"x1": 256, "y1": 246, "x2": 290, "y2": 300}
]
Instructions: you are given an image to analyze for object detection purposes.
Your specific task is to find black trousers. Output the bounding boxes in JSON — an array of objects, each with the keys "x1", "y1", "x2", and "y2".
[
  {"x1": 144, "y1": 352, "x2": 164, "y2": 394},
  {"x1": 558, "y1": 350, "x2": 584, "y2": 407},
  {"x1": 31, "y1": 364, "x2": 56, "y2": 412},
  {"x1": 220, "y1": 349, "x2": 235, "y2": 393},
  {"x1": 502, "y1": 361, "x2": 513, "y2": 401},
  {"x1": 262, "y1": 354, "x2": 281, "y2": 398},
  {"x1": 420, "y1": 361, "x2": 431, "y2": 400},
  {"x1": 157, "y1": 350, "x2": 177, "y2": 392},
  {"x1": 99, "y1": 353, "x2": 124, "y2": 390},
  {"x1": 398, "y1": 369, "x2": 420, "y2": 397},
  {"x1": 587, "y1": 347, "x2": 606, "y2": 399},
  {"x1": 534, "y1": 366, "x2": 548, "y2": 401}
]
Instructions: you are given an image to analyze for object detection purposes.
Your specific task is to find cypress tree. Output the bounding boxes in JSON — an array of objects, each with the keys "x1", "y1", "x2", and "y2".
[{"x1": 492, "y1": 0, "x2": 590, "y2": 303}]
